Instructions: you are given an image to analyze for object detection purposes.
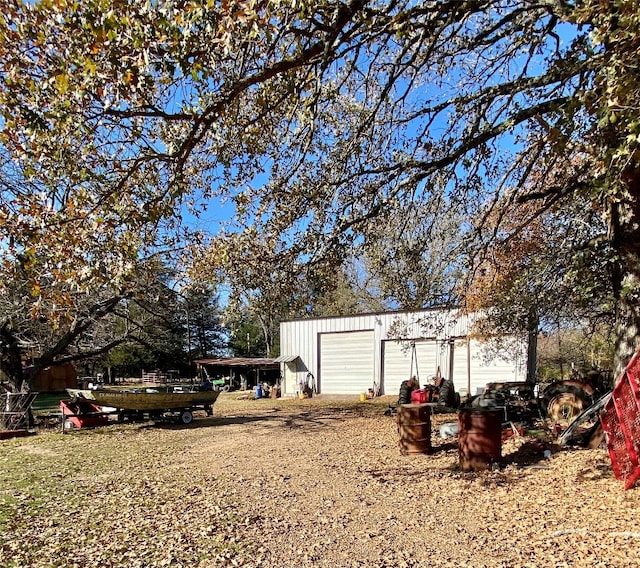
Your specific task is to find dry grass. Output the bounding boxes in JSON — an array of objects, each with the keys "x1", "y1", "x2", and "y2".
[{"x1": 1, "y1": 393, "x2": 638, "y2": 567}]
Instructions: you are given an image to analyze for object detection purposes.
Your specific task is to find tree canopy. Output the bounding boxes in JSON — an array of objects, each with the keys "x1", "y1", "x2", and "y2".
[{"x1": 2, "y1": 0, "x2": 640, "y2": 380}]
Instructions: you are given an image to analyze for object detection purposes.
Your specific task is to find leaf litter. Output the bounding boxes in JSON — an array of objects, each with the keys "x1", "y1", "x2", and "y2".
[{"x1": 1, "y1": 394, "x2": 639, "y2": 567}]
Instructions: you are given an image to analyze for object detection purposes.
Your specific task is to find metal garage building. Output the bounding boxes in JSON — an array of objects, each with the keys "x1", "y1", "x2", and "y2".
[{"x1": 278, "y1": 309, "x2": 526, "y2": 397}]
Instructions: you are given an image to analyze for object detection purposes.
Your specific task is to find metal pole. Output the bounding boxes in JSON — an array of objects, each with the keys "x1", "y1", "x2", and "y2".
[{"x1": 186, "y1": 305, "x2": 192, "y2": 379}]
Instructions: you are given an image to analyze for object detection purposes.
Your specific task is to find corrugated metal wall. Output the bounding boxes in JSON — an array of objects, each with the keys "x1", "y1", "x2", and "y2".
[{"x1": 279, "y1": 309, "x2": 526, "y2": 396}]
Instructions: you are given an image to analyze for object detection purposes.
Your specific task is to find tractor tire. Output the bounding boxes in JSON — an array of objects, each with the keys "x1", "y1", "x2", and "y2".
[
  {"x1": 541, "y1": 382, "x2": 594, "y2": 423},
  {"x1": 559, "y1": 392, "x2": 611, "y2": 447}
]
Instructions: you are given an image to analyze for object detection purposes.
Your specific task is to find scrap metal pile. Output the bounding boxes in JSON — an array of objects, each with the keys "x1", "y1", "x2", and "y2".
[
  {"x1": 462, "y1": 351, "x2": 640, "y2": 489},
  {"x1": 466, "y1": 374, "x2": 608, "y2": 445},
  {"x1": 0, "y1": 391, "x2": 38, "y2": 439}
]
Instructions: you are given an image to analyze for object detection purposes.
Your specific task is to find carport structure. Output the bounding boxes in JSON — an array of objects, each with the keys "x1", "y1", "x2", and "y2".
[{"x1": 195, "y1": 357, "x2": 280, "y2": 391}]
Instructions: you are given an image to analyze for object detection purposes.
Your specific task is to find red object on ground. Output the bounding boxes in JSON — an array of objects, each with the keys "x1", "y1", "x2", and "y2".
[
  {"x1": 60, "y1": 399, "x2": 110, "y2": 429},
  {"x1": 501, "y1": 426, "x2": 524, "y2": 441},
  {"x1": 458, "y1": 409, "x2": 502, "y2": 471},
  {"x1": 600, "y1": 351, "x2": 640, "y2": 489},
  {"x1": 411, "y1": 389, "x2": 428, "y2": 404}
]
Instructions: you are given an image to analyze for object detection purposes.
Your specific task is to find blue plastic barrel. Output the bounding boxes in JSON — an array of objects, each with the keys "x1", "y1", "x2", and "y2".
[{"x1": 254, "y1": 385, "x2": 262, "y2": 399}]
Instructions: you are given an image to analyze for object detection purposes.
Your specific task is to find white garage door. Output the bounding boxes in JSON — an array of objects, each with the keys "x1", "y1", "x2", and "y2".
[
  {"x1": 451, "y1": 339, "x2": 471, "y2": 395},
  {"x1": 319, "y1": 331, "x2": 374, "y2": 394},
  {"x1": 382, "y1": 340, "x2": 447, "y2": 395}
]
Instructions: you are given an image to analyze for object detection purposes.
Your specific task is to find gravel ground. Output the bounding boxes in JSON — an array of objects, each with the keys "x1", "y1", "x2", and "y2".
[{"x1": 2, "y1": 393, "x2": 639, "y2": 568}]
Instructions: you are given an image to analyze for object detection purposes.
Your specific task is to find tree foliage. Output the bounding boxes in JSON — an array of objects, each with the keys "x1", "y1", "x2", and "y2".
[
  {"x1": 2, "y1": 1, "x2": 640, "y2": 377},
  {"x1": 466, "y1": 194, "x2": 613, "y2": 326},
  {"x1": 0, "y1": 259, "x2": 181, "y2": 389},
  {"x1": 182, "y1": 283, "x2": 227, "y2": 361},
  {"x1": 465, "y1": 195, "x2": 614, "y2": 379},
  {"x1": 227, "y1": 315, "x2": 269, "y2": 359},
  {"x1": 308, "y1": 258, "x2": 389, "y2": 317},
  {"x1": 362, "y1": 203, "x2": 466, "y2": 310},
  {"x1": 537, "y1": 325, "x2": 614, "y2": 382},
  {"x1": 92, "y1": 279, "x2": 226, "y2": 380}
]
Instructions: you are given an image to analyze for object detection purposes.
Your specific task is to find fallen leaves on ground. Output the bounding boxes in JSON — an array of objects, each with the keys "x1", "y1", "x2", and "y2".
[{"x1": 1, "y1": 394, "x2": 638, "y2": 568}]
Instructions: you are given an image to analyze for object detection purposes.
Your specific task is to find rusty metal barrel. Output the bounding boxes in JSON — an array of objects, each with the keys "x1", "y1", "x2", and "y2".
[
  {"x1": 397, "y1": 403, "x2": 432, "y2": 455},
  {"x1": 458, "y1": 408, "x2": 503, "y2": 471}
]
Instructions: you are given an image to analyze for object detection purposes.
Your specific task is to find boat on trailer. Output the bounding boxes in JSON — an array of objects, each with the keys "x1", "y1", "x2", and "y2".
[{"x1": 66, "y1": 386, "x2": 221, "y2": 424}]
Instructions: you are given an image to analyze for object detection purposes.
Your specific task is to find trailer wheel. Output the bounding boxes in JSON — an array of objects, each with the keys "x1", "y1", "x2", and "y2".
[{"x1": 179, "y1": 410, "x2": 193, "y2": 425}]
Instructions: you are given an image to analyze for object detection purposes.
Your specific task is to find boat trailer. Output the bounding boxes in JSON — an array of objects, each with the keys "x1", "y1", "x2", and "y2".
[{"x1": 60, "y1": 394, "x2": 216, "y2": 433}]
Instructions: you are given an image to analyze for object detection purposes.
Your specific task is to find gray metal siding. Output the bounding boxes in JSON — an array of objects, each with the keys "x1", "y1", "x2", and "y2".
[
  {"x1": 279, "y1": 309, "x2": 524, "y2": 397},
  {"x1": 468, "y1": 338, "x2": 525, "y2": 394},
  {"x1": 381, "y1": 339, "x2": 442, "y2": 395},
  {"x1": 452, "y1": 339, "x2": 471, "y2": 395}
]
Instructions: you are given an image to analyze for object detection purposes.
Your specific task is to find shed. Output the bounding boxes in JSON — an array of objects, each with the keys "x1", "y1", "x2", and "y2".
[
  {"x1": 278, "y1": 308, "x2": 526, "y2": 397},
  {"x1": 31, "y1": 362, "x2": 78, "y2": 392}
]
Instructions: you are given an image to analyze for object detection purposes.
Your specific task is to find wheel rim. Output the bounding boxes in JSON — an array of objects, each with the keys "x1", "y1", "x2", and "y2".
[
  {"x1": 547, "y1": 393, "x2": 584, "y2": 422},
  {"x1": 181, "y1": 410, "x2": 193, "y2": 424}
]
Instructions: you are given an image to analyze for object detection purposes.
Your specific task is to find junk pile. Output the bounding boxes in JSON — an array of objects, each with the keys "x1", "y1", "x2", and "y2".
[{"x1": 393, "y1": 350, "x2": 640, "y2": 487}]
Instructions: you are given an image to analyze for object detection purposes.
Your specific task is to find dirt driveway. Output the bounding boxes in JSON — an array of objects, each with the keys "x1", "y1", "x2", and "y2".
[{"x1": 1, "y1": 394, "x2": 638, "y2": 567}]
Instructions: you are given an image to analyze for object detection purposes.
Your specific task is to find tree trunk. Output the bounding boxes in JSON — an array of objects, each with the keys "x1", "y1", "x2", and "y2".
[
  {"x1": 610, "y1": 169, "x2": 640, "y2": 379},
  {"x1": 0, "y1": 319, "x2": 26, "y2": 392},
  {"x1": 526, "y1": 309, "x2": 538, "y2": 385},
  {"x1": 257, "y1": 314, "x2": 272, "y2": 358}
]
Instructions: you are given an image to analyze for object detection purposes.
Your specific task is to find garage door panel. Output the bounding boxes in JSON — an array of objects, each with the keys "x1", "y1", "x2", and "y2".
[
  {"x1": 320, "y1": 331, "x2": 374, "y2": 394},
  {"x1": 382, "y1": 340, "x2": 445, "y2": 395}
]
